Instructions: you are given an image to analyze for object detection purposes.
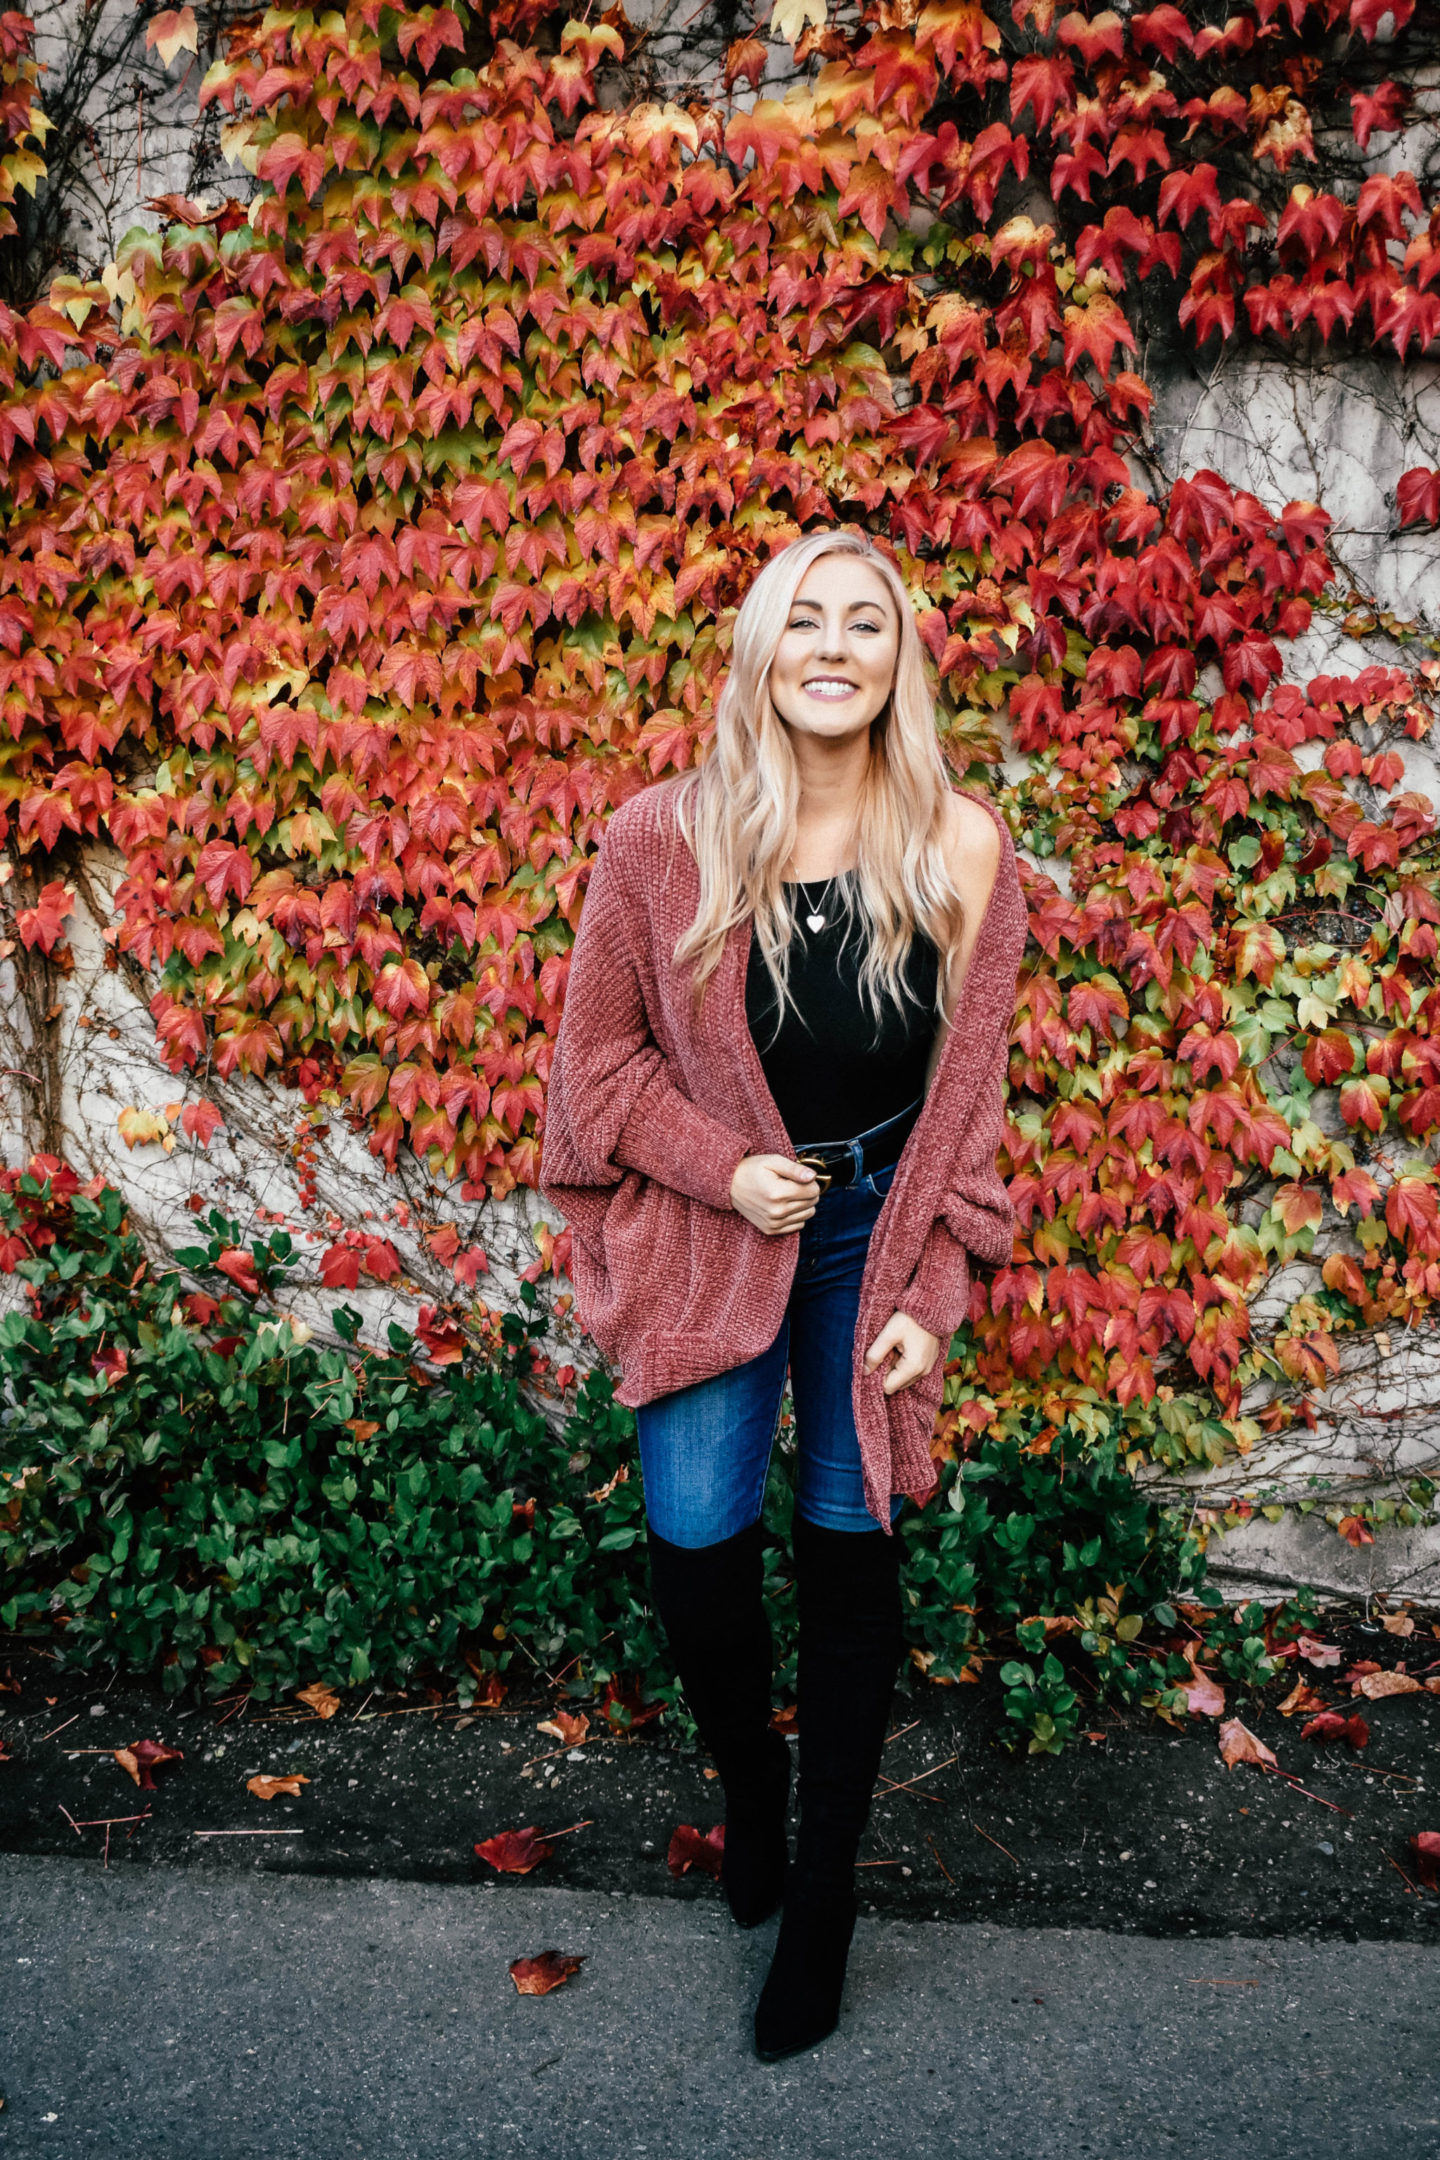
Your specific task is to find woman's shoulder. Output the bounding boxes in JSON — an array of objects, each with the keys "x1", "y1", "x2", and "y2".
[
  {"x1": 939, "y1": 786, "x2": 1005, "y2": 898},
  {"x1": 598, "y1": 777, "x2": 698, "y2": 900}
]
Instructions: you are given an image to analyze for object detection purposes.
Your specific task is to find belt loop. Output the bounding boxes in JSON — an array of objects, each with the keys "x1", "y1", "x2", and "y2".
[{"x1": 849, "y1": 1136, "x2": 864, "y2": 1183}]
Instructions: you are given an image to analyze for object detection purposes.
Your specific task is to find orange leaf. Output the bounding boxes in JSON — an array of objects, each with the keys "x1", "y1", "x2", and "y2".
[
  {"x1": 1218, "y1": 1719, "x2": 1278, "y2": 1772},
  {"x1": 509, "y1": 1950, "x2": 585, "y2": 1996},
  {"x1": 1277, "y1": 1679, "x2": 1327, "y2": 1718},
  {"x1": 295, "y1": 1683, "x2": 340, "y2": 1720},
  {"x1": 1353, "y1": 1669, "x2": 1422, "y2": 1700},
  {"x1": 536, "y1": 1711, "x2": 590, "y2": 1747},
  {"x1": 247, "y1": 1774, "x2": 310, "y2": 1800}
]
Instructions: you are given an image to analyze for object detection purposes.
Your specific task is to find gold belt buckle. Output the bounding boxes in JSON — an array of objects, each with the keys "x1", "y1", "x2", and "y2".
[{"x1": 796, "y1": 1150, "x2": 833, "y2": 1192}]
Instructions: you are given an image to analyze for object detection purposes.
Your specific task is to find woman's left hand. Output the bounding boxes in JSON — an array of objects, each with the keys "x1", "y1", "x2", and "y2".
[{"x1": 863, "y1": 1310, "x2": 941, "y2": 1394}]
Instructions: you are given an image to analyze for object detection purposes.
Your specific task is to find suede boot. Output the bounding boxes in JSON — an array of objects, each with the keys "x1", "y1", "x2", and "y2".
[
  {"x1": 648, "y1": 1520, "x2": 790, "y2": 1928},
  {"x1": 753, "y1": 1514, "x2": 903, "y2": 2062}
]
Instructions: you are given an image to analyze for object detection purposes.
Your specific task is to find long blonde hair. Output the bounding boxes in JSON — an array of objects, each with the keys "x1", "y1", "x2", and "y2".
[{"x1": 670, "y1": 528, "x2": 966, "y2": 1032}]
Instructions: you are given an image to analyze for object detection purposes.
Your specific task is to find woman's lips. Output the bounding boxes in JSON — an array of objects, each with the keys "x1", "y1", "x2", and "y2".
[{"x1": 803, "y1": 678, "x2": 859, "y2": 699}]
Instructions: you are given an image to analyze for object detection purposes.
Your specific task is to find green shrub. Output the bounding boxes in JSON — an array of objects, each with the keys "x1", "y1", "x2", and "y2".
[
  {"x1": 0, "y1": 1163, "x2": 1278, "y2": 1749},
  {"x1": 0, "y1": 1161, "x2": 661, "y2": 1704}
]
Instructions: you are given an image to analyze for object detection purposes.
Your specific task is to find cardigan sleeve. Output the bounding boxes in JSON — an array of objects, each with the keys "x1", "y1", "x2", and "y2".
[
  {"x1": 543, "y1": 818, "x2": 752, "y2": 1215},
  {"x1": 896, "y1": 1052, "x2": 1015, "y2": 1344}
]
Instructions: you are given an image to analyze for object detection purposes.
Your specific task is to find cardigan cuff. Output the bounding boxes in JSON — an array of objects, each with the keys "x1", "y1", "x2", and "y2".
[
  {"x1": 897, "y1": 1220, "x2": 973, "y2": 1346},
  {"x1": 613, "y1": 1086, "x2": 752, "y2": 1213}
]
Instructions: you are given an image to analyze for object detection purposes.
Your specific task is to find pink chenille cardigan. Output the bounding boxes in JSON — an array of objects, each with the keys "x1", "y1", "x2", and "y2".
[{"x1": 538, "y1": 777, "x2": 1028, "y2": 1528}]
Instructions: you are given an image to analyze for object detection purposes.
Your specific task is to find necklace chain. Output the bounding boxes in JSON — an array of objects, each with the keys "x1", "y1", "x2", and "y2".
[{"x1": 793, "y1": 873, "x2": 834, "y2": 932}]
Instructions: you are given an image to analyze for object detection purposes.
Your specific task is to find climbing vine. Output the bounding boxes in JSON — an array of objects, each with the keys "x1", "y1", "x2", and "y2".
[{"x1": 0, "y1": 0, "x2": 1436, "y2": 1505}]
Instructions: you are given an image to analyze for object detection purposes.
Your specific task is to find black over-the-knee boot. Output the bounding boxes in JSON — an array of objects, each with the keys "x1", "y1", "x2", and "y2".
[
  {"x1": 648, "y1": 1520, "x2": 791, "y2": 1928},
  {"x1": 753, "y1": 1512, "x2": 903, "y2": 2062}
]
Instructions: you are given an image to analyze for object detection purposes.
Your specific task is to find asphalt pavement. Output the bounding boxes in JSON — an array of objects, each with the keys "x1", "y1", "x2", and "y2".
[{"x1": 0, "y1": 1855, "x2": 1435, "y2": 2160}]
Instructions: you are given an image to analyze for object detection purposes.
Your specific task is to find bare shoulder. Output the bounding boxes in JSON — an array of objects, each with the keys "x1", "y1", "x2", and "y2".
[{"x1": 939, "y1": 789, "x2": 1003, "y2": 910}]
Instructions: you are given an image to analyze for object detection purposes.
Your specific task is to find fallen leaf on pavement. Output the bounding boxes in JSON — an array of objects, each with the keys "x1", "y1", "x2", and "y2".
[
  {"x1": 1218, "y1": 1719, "x2": 1278, "y2": 1772},
  {"x1": 667, "y1": 1823, "x2": 725, "y2": 1879},
  {"x1": 247, "y1": 1774, "x2": 310, "y2": 1801},
  {"x1": 509, "y1": 1951, "x2": 585, "y2": 1996},
  {"x1": 769, "y1": 1703, "x2": 798, "y2": 1734},
  {"x1": 1382, "y1": 1613, "x2": 1416, "y2": 1637},
  {"x1": 1278, "y1": 1679, "x2": 1328, "y2": 1718},
  {"x1": 1301, "y1": 1711, "x2": 1370, "y2": 1749},
  {"x1": 536, "y1": 1711, "x2": 590, "y2": 1747},
  {"x1": 113, "y1": 1740, "x2": 183, "y2": 1790},
  {"x1": 1353, "y1": 1670, "x2": 1421, "y2": 1700},
  {"x1": 475, "y1": 1826, "x2": 553, "y2": 1874},
  {"x1": 1180, "y1": 1642, "x2": 1225, "y2": 1718},
  {"x1": 1411, "y1": 1833, "x2": 1440, "y2": 1891},
  {"x1": 1342, "y1": 1660, "x2": 1382, "y2": 1683},
  {"x1": 295, "y1": 1683, "x2": 340, "y2": 1720},
  {"x1": 597, "y1": 1679, "x2": 663, "y2": 1733},
  {"x1": 1295, "y1": 1636, "x2": 1342, "y2": 1669}
]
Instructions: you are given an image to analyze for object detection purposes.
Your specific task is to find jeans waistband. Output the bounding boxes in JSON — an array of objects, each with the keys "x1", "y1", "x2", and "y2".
[{"x1": 791, "y1": 1095, "x2": 923, "y2": 1192}]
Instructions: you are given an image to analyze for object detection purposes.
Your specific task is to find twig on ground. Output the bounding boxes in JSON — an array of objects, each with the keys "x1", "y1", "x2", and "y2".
[
  {"x1": 1381, "y1": 1849, "x2": 1422, "y2": 1897},
  {"x1": 1270, "y1": 1769, "x2": 1352, "y2": 1817},
  {"x1": 972, "y1": 1821, "x2": 1020, "y2": 1866},
  {"x1": 927, "y1": 1836, "x2": 954, "y2": 1884},
  {"x1": 193, "y1": 1828, "x2": 304, "y2": 1837},
  {"x1": 353, "y1": 1703, "x2": 451, "y2": 1721},
  {"x1": 883, "y1": 1719, "x2": 921, "y2": 1748},
  {"x1": 874, "y1": 1754, "x2": 957, "y2": 1800},
  {"x1": 39, "y1": 1714, "x2": 79, "y2": 1743}
]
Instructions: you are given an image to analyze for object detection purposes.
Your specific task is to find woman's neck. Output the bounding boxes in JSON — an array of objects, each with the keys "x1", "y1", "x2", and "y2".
[{"x1": 783, "y1": 724, "x2": 870, "y2": 881}]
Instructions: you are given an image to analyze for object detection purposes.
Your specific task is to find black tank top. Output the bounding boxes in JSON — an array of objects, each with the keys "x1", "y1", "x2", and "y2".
[{"x1": 744, "y1": 880, "x2": 940, "y2": 1145}]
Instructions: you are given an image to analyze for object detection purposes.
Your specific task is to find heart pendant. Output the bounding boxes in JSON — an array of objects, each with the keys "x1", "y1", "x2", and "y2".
[{"x1": 805, "y1": 913, "x2": 826, "y2": 932}]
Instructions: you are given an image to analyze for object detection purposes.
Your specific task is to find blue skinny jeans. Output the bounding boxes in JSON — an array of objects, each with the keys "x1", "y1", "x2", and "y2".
[{"x1": 636, "y1": 1150, "x2": 906, "y2": 1548}]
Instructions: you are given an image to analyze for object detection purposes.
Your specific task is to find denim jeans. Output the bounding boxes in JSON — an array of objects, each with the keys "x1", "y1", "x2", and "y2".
[{"x1": 636, "y1": 1151, "x2": 906, "y2": 1548}]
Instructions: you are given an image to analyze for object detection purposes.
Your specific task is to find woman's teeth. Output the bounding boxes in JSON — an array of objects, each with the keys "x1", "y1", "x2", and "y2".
[{"x1": 804, "y1": 679, "x2": 856, "y2": 699}]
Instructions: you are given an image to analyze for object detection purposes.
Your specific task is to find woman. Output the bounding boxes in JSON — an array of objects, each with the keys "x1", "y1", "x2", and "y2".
[{"x1": 540, "y1": 528, "x2": 1027, "y2": 2061}]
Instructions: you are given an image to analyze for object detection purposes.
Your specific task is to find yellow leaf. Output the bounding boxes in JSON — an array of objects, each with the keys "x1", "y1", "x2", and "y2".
[
  {"x1": 4, "y1": 149, "x2": 45, "y2": 199},
  {"x1": 771, "y1": 0, "x2": 826, "y2": 43},
  {"x1": 146, "y1": 7, "x2": 199, "y2": 70},
  {"x1": 220, "y1": 117, "x2": 261, "y2": 174},
  {"x1": 117, "y1": 1107, "x2": 171, "y2": 1150}
]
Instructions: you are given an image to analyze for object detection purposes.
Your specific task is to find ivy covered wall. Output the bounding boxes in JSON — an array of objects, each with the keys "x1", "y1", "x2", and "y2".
[{"x1": 0, "y1": 0, "x2": 1438, "y2": 1592}]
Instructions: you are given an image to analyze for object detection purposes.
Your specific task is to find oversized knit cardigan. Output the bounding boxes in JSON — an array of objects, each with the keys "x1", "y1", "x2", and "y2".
[{"x1": 538, "y1": 778, "x2": 1028, "y2": 1528}]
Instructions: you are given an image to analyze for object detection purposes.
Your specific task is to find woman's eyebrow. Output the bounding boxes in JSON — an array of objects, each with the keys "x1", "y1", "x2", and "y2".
[{"x1": 789, "y1": 594, "x2": 888, "y2": 613}]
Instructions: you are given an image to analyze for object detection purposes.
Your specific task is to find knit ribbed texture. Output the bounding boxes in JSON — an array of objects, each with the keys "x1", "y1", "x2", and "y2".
[{"x1": 539, "y1": 777, "x2": 1028, "y2": 1528}]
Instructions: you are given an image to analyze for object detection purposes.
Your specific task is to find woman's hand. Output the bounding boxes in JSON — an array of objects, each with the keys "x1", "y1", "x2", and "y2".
[
  {"x1": 729, "y1": 1154, "x2": 821, "y2": 1236},
  {"x1": 864, "y1": 1310, "x2": 941, "y2": 1394}
]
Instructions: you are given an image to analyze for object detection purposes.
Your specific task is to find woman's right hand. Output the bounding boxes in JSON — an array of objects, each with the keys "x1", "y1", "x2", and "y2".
[{"x1": 729, "y1": 1153, "x2": 821, "y2": 1236}]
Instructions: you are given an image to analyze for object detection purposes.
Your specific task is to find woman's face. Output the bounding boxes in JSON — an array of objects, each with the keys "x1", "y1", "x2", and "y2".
[{"x1": 766, "y1": 554, "x2": 900, "y2": 745}]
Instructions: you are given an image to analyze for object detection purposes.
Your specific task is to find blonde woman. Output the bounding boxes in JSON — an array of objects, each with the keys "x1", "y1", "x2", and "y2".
[{"x1": 541, "y1": 528, "x2": 1027, "y2": 2060}]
